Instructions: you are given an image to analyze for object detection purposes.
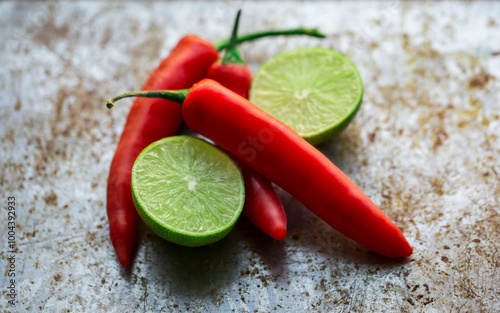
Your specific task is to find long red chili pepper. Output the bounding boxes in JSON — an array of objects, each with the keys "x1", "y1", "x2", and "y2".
[
  {"x1": 108, "y1": 28, "x2": 326, "y2": 266},
  {"x1": 208, "y1": 10, "x2": 287, "y2": 240},
  {"x1": 106, "y1": 79, "x2": 413, "y2": 258},
  {"x1": 107, "y1": 36, "x2": 218, "y2": 267}
]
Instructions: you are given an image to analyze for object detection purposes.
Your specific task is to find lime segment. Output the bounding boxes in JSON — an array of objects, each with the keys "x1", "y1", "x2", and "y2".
[
  {"x1": 131, "y1": 136, "x2": 245, "y2": 247},
  {"x1": 249, "y1": 47, "x2": 363, "y2": 145}
]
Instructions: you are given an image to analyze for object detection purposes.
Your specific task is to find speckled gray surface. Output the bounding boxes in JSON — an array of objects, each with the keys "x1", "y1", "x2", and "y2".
[{"x1": 1, "y1": 1, "x2": 499, "y2": 312}]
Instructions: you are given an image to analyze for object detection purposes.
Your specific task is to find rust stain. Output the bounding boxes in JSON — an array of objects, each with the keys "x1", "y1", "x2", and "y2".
[
  {"x1": 43, "y1": 190, "x2": 58, "y2": 206},
  {"x1": 430, "y1": 177, "x2": 445, "y2": 196},
  {"x1": 54, "y1": 274, "x2": 62, "y2": 282},
  {"x1": 368, "y1": 127, "x2": 379, "y2": 143},
  {"x1": 467, "y1": 71, "x2": 493, "y2": 90},
  {"x1": 14, "y1": 99, "x2": 22, "y2": 111}
]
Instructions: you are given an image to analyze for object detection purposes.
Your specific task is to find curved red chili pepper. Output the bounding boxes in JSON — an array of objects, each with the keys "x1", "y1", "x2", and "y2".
[
  {"x1": 208, "y1": 10, "x2": 287, "y2": 240},
  {"x1": 106, "y1": 80, "x2": 413, "y2": 258},
  {"x1": 108, "y1": 26, "x2": 326, "y2": 266}
]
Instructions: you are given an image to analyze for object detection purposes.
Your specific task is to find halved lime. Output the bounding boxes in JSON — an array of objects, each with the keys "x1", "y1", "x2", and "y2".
[
  {"x1": 131, "y1": 136, "x2": 245, "y2": 247},
  {"x1": 249, "y1": 47, "x2": 363, "y2": 145}
]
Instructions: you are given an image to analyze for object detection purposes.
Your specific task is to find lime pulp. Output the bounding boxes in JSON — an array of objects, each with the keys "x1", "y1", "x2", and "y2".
[
  {"x1": 249, "y1": 47, "x2": 363, "y2": 145},
  {"x1": 131, "y1": 136, "x2": 245, "y2": 247}
]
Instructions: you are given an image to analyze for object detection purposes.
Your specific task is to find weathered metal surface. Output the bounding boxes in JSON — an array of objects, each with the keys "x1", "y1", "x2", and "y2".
[{"x1": 1, "y1": 1, "x2": 499, "y2": 312}]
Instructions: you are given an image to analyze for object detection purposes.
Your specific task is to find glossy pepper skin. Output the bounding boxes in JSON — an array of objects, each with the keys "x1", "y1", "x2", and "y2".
[
  {"x1": 240, "y1": 166, "x2": 287, "y2": 240},
  {"x1": 208, "y1": 10, "x2": 286, "y2": 240},
  {"x1": 207, "y1": 63, "x2": 252, "y2": 99},
  {"x1": 182, "y1": 79, "x2": 412, "y2": 258},
  {"x1": 229, "y1": 155, "x2": 287, "y2": 240},
  {"x1": 207, "y1": 10, "x2": 253, "y2": 99},
  {"x1": 107, "y1": 36, "x2": 218, "y2": 266}
]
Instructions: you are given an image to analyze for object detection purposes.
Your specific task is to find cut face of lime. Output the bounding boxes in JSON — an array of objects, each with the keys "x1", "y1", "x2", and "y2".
[
  {"x1": 249, "y1": 47, "x2": 363, "y2": 145},
  {"x1": 131, "y1": 136, "x2": 245, "y2": 247}
]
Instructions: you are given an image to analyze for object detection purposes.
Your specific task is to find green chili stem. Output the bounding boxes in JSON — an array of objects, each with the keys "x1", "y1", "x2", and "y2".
[
  {"x1": 221, "y1": 9, "x2": 244, "y2": 65},
  {"x1": 106, "y1": 89, "x2": 189, "y2": 109},
  {"x1": 215, "y1": 28, "x2": 326, "y2": 51}
]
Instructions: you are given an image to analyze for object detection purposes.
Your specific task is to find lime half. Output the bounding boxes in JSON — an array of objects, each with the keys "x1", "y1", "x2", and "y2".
[
  {"x1": 249, "y1": 47, "x2": 363, "y2": 145},
  {"x1": 131, "y1": 136, "x2": 245, "y2": 247}
]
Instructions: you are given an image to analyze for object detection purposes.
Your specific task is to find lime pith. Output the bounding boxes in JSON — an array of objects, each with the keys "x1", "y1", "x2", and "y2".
[
  {"x1": 131, "y1": 136, "x2": 245, "y2": 247},
  {"x1": 249, "y1": 47, "x2": 363, "y2": 145}
]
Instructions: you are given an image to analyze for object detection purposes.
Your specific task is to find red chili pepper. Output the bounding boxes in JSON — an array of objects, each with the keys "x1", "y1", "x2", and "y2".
[
  {"x1": 208, "y1": 10, "x2": 287, "y2": 240},
  {"x1": 207, "y1": 61, "x2": 252, "y2": 99},
  {"x1": 106, "y1": 79, "x2": 413, "y2": 258},
  {"x1": 108, "y1": 26, "x2": 326, "y2": 266},
  {"x1": 207, "y1": 11, "x2": 252, "y2": 99},
  {"x1": 234, "y1": 156, "x2": 287, "y2": 240}
]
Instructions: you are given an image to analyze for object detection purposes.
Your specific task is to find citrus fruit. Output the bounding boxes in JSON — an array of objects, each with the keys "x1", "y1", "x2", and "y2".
[
  {"x1": 131, "y1": 136, "x2": 245, "y2": 247},
  {"x1": 249, "y1": 47, "x2": 363, "y2": 145}
]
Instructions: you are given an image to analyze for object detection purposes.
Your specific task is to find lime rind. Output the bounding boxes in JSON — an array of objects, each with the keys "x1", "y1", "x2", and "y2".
[
  {"x1": 131, "y1": 136, "x2": 245, "y2": 247},
  {"x1": 250, "y1": 47, "x2": 363, "y2": 146}
]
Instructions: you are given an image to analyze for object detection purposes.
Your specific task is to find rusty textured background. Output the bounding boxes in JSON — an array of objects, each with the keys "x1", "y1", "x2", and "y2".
[{"x1": 1, "y1": 1, "x2": 499, "y2": 312}]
